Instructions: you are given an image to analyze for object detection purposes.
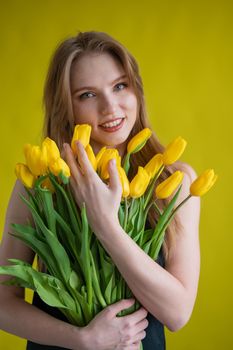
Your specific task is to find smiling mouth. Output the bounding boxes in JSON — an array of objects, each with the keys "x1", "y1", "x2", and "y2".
[{"x1": 99, "y1": 118, "x2": 125, "y2": 132}]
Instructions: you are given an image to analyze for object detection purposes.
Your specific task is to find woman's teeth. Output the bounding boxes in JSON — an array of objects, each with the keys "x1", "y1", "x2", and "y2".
[{"x1": 101, "y1": 119, "x2": 123, "y2": 128}]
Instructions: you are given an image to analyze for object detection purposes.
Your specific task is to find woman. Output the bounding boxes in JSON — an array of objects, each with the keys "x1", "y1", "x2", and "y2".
[{"x1": 0, "y1": 31, "x2": 200, "y2": 350}]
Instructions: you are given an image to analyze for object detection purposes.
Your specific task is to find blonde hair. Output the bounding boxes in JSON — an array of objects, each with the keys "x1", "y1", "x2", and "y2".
[{"x1": 42, "y1": 31, "x2": 186, "y2": 260}]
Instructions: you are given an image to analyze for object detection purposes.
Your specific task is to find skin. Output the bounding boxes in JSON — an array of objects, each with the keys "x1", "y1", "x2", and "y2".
[
  {"x1": 65, "y1": 52, "x2": 201, "y2": 332},
  {"x1": 0, "y1": 52, "x2": 149, "y2": 350},
  {"x1": 0, "y1": 52, "x2": 200, "y2": 349},
  {"x1": 70, "y1": 52, "x2": 138, "y2": 157}
]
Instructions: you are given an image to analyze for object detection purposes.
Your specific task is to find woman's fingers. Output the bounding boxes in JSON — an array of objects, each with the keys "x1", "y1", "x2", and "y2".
[
  {"x1": 74, "y1": 141, "x2": 94, "y2": 176},
  {"x1": 106, "y1": 299, "x2": 136, "y2": 318},
  {"x1": 123, "y1": 307, "x2": 148, "y2": 325},
  {"x1": 63, "y1": 143, "x2": 82, "y2": 180}
]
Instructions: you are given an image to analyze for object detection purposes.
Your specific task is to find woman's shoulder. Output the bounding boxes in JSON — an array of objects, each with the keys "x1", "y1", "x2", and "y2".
[
  {"x1": 175, "y1": 161, "x2": 197, "y2": 182},
  {"x1": 173, "y1": 161, "x2": 200, "y2": 207}
]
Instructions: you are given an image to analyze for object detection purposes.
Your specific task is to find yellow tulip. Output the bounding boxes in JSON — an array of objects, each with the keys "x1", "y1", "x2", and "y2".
[
  {"x1": 24, "y1": 144, "x2": 48, "y2": 176},
  {"x1": 96, "y1": 146, "x2": 107, "y2": 165},
  {"x1": 127, "y1": 128, "x2": 152, "y2": 154},
  {"x1": 42, "y1": 137, "x2": 60, "y2": 165},
  {"x1": 49, "y1": 158, "x2": 71, "y2": 178},
  {"x1": 144, "y1": 153, "x2": 163, "y2": 178},
  {"x1": 15, "y1": 163, "x2": 36, "y2": 188},
  {"x1": 155, "y1": 171, "x2": 184, "y2": 199},
  {"x1": 97, "y1": 148, "x2": 121, "y2": 180},
  {"x1": 71, "y1": 124, "x2": 91, "y2": 155},
  {"x1": 85, "y1": 144, "x2": 97, "y2": 171},
  {"x1": 190, "y1": 169, "x2": 218, "y2": 196},
  {"x1": 129, "y1": 166, "x2": 151, "y2": 198},
  {"x1": 41, "y1": 177, "x2": 55, "y2": 193},
  {"x1": 117, "y1": 166, "x2": 130, "y2": 198},
  {"x1": 162, "y1": 136, "x2": 187, "y2": 165}
]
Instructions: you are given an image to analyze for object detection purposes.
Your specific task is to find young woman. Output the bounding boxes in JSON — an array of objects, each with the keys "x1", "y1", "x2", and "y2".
[{"x1": 0, "y1": 31, "x2": 200, "y2": 350}]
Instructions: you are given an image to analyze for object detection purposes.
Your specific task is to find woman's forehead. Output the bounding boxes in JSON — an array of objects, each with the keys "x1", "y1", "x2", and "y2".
[{"x1": 70, "y1": 52, "x2": 126, "y2": 88}]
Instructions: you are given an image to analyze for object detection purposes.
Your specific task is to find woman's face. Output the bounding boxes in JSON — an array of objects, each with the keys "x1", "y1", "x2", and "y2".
[{"x1": 70, "y1": 52, "x2": 138, "y2": 156}]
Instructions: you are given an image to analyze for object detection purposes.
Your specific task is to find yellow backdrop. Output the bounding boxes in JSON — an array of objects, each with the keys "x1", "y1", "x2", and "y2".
[{"x1": 0, "y1": 1, "x2": 232, "y2": 349}]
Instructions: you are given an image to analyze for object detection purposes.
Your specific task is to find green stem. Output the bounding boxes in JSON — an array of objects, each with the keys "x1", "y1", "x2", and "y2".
[
  {"x1": 152, "y1": 201, "x2": 162, "y2": 216},
  {"x1": 123, "y1": 197, "x2": 129, "y2": 231},
  {"x1": 123, "y1": 153, "x2": 131, "y2": 175},
  {"x1": 143, "y1": 165, "x2": 164, "y2": 210}
]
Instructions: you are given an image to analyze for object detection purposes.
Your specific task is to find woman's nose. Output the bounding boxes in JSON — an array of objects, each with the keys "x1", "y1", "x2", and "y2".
[{"x1": 100, "y1": 94, "x2": 117, "y2": 116}]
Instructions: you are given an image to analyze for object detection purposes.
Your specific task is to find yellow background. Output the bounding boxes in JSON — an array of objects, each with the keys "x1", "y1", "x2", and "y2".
[{"x1": 0, "y1": 1, "x2": 232, "y2": 349}]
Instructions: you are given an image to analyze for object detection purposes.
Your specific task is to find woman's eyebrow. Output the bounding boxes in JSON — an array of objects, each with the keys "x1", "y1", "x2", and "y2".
[{"x1": 72, "y1": 74, "x2": 127, "y2": 95}]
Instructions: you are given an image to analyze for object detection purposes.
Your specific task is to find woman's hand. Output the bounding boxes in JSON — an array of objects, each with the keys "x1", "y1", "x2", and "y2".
[
  {"x1": 63, "y1": 141, "x2": 122, "y2": 235},
  {"x1": 79, "y1": 299, "x2": 148, "y2": 350}
]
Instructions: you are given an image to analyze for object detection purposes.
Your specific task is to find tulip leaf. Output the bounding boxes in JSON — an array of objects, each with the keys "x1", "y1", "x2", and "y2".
[
  {"x1": 90, "y1": 250, "x2": 107, "y2": 308},
  {"x1": 0, "y1": 276, "x2": 34, "y2": 290},
  {"x1": 49, "y1": 174, "x2": 82, "y2": 240},
  {"x1": 43, "y1": 228, "x2": 72, "y2": 283},
  {"x1": 9, "y1": 227, "x2": 58, "y2": 277},
  {"x1": 0, "y1": 265, "x2": 33, "y2": 286},
  {"x1": 37, "y1": 187, "x2": 57, "y2": 235},
  {"x1": 118, "y1": 204, "x2": 125, "y2": 227},
  {"x1": 98, "y1": 243, "x2": 114, "y2": 288},
  {"x1": 111, "y1": 285, "x2": 117, "y2": 303},
  {"x1": 69, "y1": 270, "x2": 81, "y2": 291},
  {"x1": 34, "y1": 280, "x2": 68, "y2": 309},
  {"x1": 149, "y1": 185, "x2": 182, "y2": 260},
  {"x1": 80, "y1": 203, "x2": 92, "y2": 305},
  {"x1": 104, "y1": 273, "x2": 115, "y2": 304},
  {"x1": 123, "y1": 153, "x2": 130, "y2": 175}
]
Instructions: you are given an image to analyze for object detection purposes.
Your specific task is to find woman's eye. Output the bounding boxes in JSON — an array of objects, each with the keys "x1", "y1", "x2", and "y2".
[
  {"x1": 115, "y1": 82, "x2": 128, "y2": 91},
  {"x1": 80, "y1": 92, "x2": 95, "y2": 99}
]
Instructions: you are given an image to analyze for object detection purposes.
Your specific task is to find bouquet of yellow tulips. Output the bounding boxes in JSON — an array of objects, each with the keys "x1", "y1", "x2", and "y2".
[{"x1": 0, "y1": 125, "x2": 217, "y2": 331}]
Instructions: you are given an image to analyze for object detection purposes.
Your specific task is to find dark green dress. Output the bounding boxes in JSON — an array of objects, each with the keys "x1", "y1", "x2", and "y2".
[{"x1": 26, "y1": 248, "x2": 165, "y2": 350}]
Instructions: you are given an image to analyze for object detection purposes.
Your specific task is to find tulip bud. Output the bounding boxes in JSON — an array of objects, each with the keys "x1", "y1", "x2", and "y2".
[
  {"x1": 42, "y1": 137, "x2": 60, "y2": 165},
  {"x1": 24, "y1": 144, "x2": 48, "y2": 176},
  {"x1": 127, "y1": 128, "x2": 152, "y2": 154},
  {"x1": 155, "y1": 171, "x2": 184, "y2": 199},
  {"x1": 71, "y1": 124, "x2": 91, "y2": 155},
  {"x1": 41, "y1": 177, "x2": 55, "y2": 193},
  {"x1": 15, "y1": 163, "x2": 36, "y2": 188},
  {"x1": 190, "y1": 169, "x2": 218, "y2": 196},
  {"x1": 85, "y1": 144, "x2": 97, "y2": 171},
  {"x1": 144, "y1": 153, "x2": 163, "y2": 179},
  {"x1": 162, "y1": 136, "x2": 187, "y2": 165},
  {"x1": 117, "y1": 166, "x2": 130, "y2": 198},
  {"x1": 129, "y1": 166, "x2": 151, "y2": 198},
  {"x1": 97, "y1": 149, "x2": 121, "y2": 180},
  {"x1": 49, "y1": 158, "x2": 70, "y2": 184},
  {"x1": 96, "y1": 146, "x2": 107, "y2": 165}
]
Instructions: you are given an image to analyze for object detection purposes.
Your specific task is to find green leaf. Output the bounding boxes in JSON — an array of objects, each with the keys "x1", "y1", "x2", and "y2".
[
  {"x1": 9, "y1": 228, "x2": 58, "y2": 277},
  {"x1": 43, "y1": 228, "x2": 71, "y2": 283},
  {"x1": 149, "y1": 186, "x2": 182, "y2": 260},
  {"x1": 49, "y1": 174, "x2": 82, "y2": 240},
  {"x1": 90, "y1": 250, "x2": 107, "y2": 308},
  {"x1": 69, "y1": 270, "x2": 81, "y2": 291},
  {"x1": 80, "y1": 204, "x2": 92, "y2": 305},
  {"x1": 104, "y1": 273, "x2": 114, "y2": 304},
  {"x1": 34, "y1": 279, "x2": 68, "y2": 309}
]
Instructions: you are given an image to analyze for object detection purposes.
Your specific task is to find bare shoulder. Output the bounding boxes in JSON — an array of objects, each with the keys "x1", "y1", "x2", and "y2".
[{"x1": 175, "y1": 161, "x2": 199, "y2": 207}]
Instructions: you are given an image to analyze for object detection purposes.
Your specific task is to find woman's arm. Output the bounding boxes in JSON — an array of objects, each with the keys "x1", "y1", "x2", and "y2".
[
  {"x1": 0, "y1": 180, "x2": 148, "y2": 350},
  {"x1": 0, "y1": 180, "x2": 86, "y2": 348},
  {"x1": 64, "y1": 142, "x2": 200, "y2": 332},
  {"x1": 95, "y1": 166, "x2": 200, "y2": 332}
]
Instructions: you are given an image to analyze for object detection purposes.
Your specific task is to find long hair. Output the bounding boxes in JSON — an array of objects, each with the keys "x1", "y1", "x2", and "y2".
[{"x1": 42, "y1": 31, "x2": 186, "y2": 260}]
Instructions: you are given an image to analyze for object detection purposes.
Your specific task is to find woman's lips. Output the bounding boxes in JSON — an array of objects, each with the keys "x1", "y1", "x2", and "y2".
[{"x1": 99, "y1": 118, "x2": 125, "y2": 132}]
